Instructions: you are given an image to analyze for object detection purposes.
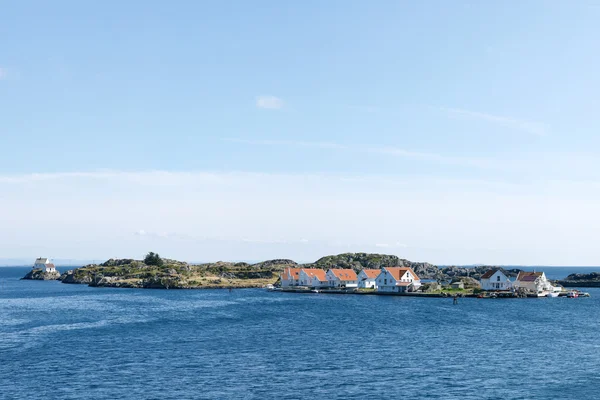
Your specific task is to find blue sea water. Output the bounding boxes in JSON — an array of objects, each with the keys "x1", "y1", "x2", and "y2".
[{"x1": 1, "y1": 266, "x2": 600, "y2": 400}]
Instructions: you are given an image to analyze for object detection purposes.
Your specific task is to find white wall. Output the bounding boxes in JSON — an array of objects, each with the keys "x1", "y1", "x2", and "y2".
[
  {"x1": 358, "y1": 278, "x2": 377, "y2": 289},
  {"x1": 481, "y1": 271, "x2": 512, "y2": 291}
]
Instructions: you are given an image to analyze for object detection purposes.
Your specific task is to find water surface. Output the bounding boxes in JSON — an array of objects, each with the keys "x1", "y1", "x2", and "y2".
[{"x1": 1, "y1": 266, "x2": 599, "y2": 399}]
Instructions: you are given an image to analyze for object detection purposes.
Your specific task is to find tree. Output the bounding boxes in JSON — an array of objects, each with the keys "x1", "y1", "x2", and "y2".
[{"x1": 144, "y1": 252, "x2": 164, "y2": 267}]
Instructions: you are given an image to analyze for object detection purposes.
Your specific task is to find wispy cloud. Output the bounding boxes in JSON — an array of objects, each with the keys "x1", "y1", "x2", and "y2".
[
  {"x1": 223, "y1": 138, "x2": 494, "y2": 168},
  {"x1": 442, "y1": 107, "x2": 548, "y2": 136},
  {"x1": 256, "y1": 95, "x2": 284, "y2": 110}
]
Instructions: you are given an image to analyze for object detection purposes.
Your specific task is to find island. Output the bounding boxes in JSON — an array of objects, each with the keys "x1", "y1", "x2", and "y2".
[
  {"x1": 558, "y1": 273, "x2": 600, "y2": 287},
  {"x1": 17, "y1": 251, "x2": 528, "y2": 291},
  {"x1": 21, "y1": 257, "x2": 61, "y2": 281}
]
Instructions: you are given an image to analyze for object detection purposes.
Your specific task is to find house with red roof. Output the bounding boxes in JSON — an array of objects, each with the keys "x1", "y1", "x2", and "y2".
[
  {"x1": 299, "y1": 268, "x2": 328, "y2": 288},
  {"x1": 280, "y1": 267, "x2": 302, "y2": 287},
  {"x1": 480, "y1": 269, "x2": 512, "y2": 291},
  {"x1": 326, "y1": 269, "x2": 358, "y2": 288},
  {"x1": 375, "y1": 267, "x2": 421, "y2": 293},
  {"x1": 357, "y1": 269, "x2": 380, "y2": 289}
]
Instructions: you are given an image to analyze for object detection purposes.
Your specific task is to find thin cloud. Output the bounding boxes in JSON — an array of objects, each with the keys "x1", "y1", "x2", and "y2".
[
  {"x1": 224, "y1": 137, "x2": 495, "y2": 169},
  {"x1": 442, "y1": 107, "x2": 548, "y2": 136},
  {"x1": 256, "y1": 95, "x2": 284, "y2": 110}
]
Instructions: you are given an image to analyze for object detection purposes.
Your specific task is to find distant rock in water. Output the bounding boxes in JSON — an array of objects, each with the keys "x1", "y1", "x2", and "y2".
[
  {"x1": 558, "y1": 272, "x2": 600, "y2": 287},
  {"x1": 22, "y1": 268, "x2": 61, "y2": 281}
]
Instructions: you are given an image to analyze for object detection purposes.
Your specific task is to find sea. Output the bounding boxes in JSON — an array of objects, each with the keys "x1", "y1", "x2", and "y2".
[{"x1": 1, "y1": 265, "x2": 600, "y2": 400}]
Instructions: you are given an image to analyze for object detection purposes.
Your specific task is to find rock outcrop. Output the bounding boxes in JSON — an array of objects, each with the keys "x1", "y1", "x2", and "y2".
[
  {"x1": 21, "y1": 268, "x2": 61, "y2": 281},
  {"x1": 304, "y1": 253, "x2": 440, "y2": 278},
  {"x1": 440, "y1": 266, "x2": 522, "y2": 281},
  {"x1": 57, "y1": 257, "x2": 294, "y2": 289},
  {"x1": 558, "y1": 272, "x2": 600, "y2": 287},
  {"x1": 450, "y1": 276, "x2": 481, "y2": 289}
]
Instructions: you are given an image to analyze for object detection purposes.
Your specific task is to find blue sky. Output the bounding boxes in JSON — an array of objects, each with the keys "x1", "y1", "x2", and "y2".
[{"x1": 1, "y1": 1, "x2": 600, "y2": 265}]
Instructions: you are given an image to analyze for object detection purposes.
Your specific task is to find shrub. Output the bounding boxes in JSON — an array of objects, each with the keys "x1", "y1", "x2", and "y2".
[{"x1": 144, "y1": 252, "x2": 164, "y2": 267}]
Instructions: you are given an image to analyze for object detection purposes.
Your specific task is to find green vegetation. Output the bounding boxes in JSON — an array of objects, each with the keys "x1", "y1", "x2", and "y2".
[
  {"x1": 60, "y1": 256, "x2": 295, "y2": 289},
  {"x1": 144, "y1": 252, "x2": 164, "y2": 267}
]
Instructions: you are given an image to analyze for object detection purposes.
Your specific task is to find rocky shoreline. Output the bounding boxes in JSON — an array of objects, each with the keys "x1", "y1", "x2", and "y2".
[{"x1": 21, "y1": 268, "x2": 61, "y2": 281}]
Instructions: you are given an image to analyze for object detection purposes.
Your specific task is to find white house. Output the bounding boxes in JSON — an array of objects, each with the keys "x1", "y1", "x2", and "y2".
[
  {"x1": 326, "y1": 269, "x2": 358, "y2": 288},
  {"x1": 480, "y1": 269, "x2": 512, "y2": 291},
  {"x1": 513, "y1": 271, "x2": 553, "y2": 294},
  {"x1": 280, "y1": 267, "x2": 302, "y2": 287},
  {"x1": 34, "y1": 258, "x2": 56, "y2": 273},
  {"x1": 357, "y1": 269, "x2": 380, "y2": 289},
  {"x1": 376, "y1": 267, "x2": 421, "y2": 293},
  {"x1": 298, "y1": 269, "x2": 328, "y2": 288}
]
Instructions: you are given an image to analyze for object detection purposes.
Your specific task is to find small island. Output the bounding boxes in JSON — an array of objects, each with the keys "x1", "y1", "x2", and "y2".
[
  {"x1": 558, "y1": 273, "x2": 600, "y2": 287},
  {"x1": 21, "y1": 258, "x2": 61, "y2": 281}
]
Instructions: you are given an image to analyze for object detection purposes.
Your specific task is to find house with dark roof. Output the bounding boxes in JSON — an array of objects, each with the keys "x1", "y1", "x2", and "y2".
[
  {"x1": 357, "y1": 269, "x2": 380, "y2": 289},
  {"x1": 326, "y1": 269, "x2": 358, "y2": 288},
  {"x1": 375, "y1": 267, "x2": 421, "y2": 293},
  {"x1": 513, "y1": 271, "x2": 553, "y2": 294},
  {"x1": 33, "y1": 257, "x2": 56, "y2": 273},
  {"x1": 480, "y1": 269, "x2": 512, "y2": 291}
]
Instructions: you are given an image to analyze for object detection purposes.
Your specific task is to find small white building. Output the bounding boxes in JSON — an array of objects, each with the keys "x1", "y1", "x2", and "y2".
[
  {"x1": 326, "y1": 269, "x2": 358, "y2": 288},
  {"x1": 376, "y1": 267, "x2": 421, "y2": 293},
  {"x1": 298, "y1": 268, "x2": 328, "y2": 288},
  {"x1": 33, "y1": 258, "x2": 56, "y2": 273},
  {"x1": 480, "y1": 269, "x2": 512, "y2": 291},
  {"x1": 357, "y1": 269, "x2": 380, "y2": 289},
  {"x1": 280, "y1": 267, "x2": 302, "y2": 287},
  {"x1": 513, "y1": 271, "x2": 553, "y2": 294}
]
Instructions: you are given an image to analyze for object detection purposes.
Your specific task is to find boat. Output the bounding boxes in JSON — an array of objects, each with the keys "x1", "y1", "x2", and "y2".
[
  {"x1": 547, "y1": 292, "x2": 559, "y2": 298},
  {"x1": 310, "y1": 289, "x2": 320, "y2": 293},
  {"x1": 567, "y1": 290, "x2": 579, "y2": 298}
]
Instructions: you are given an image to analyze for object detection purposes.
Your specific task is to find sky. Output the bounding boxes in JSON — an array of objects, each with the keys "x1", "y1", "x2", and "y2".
[{"x1": 1, "y1": 1, "x2": 600, "y2": 265}]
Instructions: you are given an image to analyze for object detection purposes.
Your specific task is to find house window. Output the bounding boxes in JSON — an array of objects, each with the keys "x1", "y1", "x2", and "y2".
[
  {"x1": 384, "y1": 279, "x2": 387, "y2": 284},
  {"x1": 497, "y1": 276, "x2": 500, "y2": 281}
]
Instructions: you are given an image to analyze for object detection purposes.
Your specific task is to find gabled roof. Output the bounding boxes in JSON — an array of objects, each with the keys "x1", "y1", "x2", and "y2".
[
  {"x1": 517, "y1": 271, "x2": 543, "y2": 282},
  {"x1": 382, "y1": 267, "x2": 420, "y2": 281},
  {"x1": 301, "y1": 268, "x2": 327, "y2": 281},
  {"x1": 45, "y1": 263, "x2": 56, "y2": 269},
  {"x1": 481, "y1": 269, "x2": 502, "y2": 279},
  {"x1": 328, "y1": 269, "x2": 358, "y2": 281},
  {"x1": 35, "y1": 258, "x2": 49, "y2": 264},
  {"x1": 360, "y1": 269, "x2": 380, "y2": 279},
  {"x1": 282, "y1": 267, "x2": 301, "y2": 280}
]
